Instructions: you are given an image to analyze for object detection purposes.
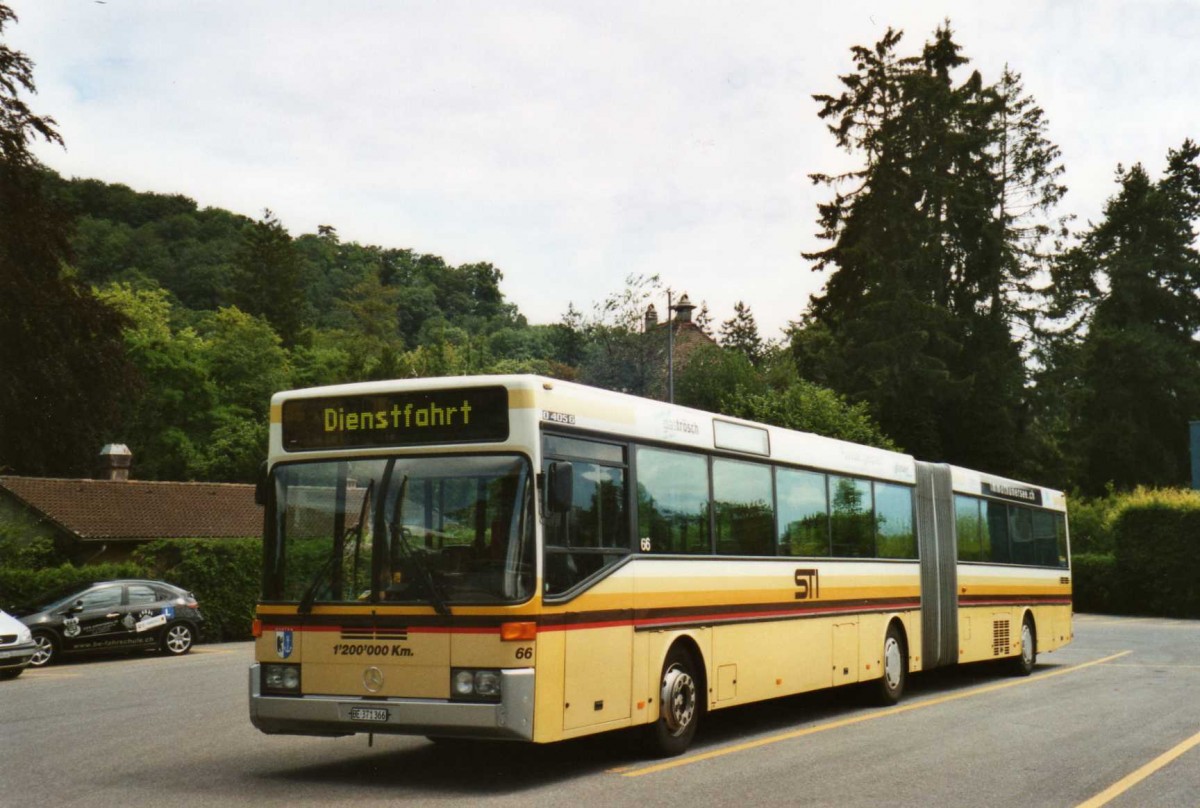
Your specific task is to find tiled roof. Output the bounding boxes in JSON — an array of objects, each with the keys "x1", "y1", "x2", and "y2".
[{"x1": 0, "y1": 476, "x2": 262, "y2": 541}]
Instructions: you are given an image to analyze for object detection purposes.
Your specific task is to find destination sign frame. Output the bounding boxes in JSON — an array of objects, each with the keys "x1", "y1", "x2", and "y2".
[{"x1": 282, "y1": 386, "x2": 509, "y2": 451}]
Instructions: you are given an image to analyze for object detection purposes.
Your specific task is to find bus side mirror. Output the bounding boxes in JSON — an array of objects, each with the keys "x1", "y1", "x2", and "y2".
[
  {"x1": 546, "y1": 462, "x2": 573, "y2": 513},
  {"x1": 255, "y1": 462, "x2": 269, "y2": 506}
]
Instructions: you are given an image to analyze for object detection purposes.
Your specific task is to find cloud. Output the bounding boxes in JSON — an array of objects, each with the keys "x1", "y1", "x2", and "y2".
[{"x1": 12, "y1": 0, "x2": 1200, "y2": 337}]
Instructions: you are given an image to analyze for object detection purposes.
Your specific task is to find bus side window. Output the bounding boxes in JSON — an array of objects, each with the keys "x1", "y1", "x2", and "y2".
[
  {"x1": 777, "y1": 469, "x2": 830, "y2": 557},
  {"x1": 955, "y1": 495, "x2": 982, "y2": 562},
  {"x1": 542, "y1": 438, "x2": 629, "y2": 597},
  {"x1": 713, "y1": 459, "x2": 774, "y2": 556},
  {"x1": 636, "y1": 446, "x2": 710, "y2": 554}
]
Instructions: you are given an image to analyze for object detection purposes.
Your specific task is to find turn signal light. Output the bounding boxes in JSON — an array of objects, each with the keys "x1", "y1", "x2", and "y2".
[
  {"x1": 500, "y1": 622, "x2": 537, "y2": 641},
  {"x1": 252, "y1": 618, "x2": 263, "y2": 638}
]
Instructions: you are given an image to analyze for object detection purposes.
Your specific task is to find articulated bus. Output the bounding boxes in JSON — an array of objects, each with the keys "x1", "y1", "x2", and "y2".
[{"x1": 249, "y1": 375, "x2": 1072, "y2": 756}]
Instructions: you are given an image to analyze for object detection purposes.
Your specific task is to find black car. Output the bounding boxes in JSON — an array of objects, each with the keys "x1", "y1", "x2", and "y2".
[{"x1": 14, "y1": 579, "x2": 204, "y2": 667}]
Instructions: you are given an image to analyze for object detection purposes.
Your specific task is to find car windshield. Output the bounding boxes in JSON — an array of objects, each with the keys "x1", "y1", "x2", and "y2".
[{"x1": 264, "y1": 455, "x2": 535, "y2": 607}]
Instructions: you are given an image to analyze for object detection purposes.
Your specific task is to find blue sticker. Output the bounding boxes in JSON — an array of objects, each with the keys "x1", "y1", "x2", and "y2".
[
  {"x1": 277, "y1": 630, "x2": 293, "y2": 659},
  {"x1": 163, "y1": 605, "x2": 175, "y2": 620}
]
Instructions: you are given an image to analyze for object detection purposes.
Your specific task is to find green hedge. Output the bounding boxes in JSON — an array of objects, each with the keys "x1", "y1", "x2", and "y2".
[
  {"x1": 134, "y1": 538, "x2": 261, "y2": 642},
  {"x1": 1112, "y1": 489, "x2": 1200, "y2": 618},
  {"x1": 0, "y1": 562, "x2": 146, "y2": 612},
  {"x1": 1070, "y1": 553, "x2": 1122, "y2": 614},
  {"x1": 0, "y1": 538, "x2": 262, "y2": 642}
]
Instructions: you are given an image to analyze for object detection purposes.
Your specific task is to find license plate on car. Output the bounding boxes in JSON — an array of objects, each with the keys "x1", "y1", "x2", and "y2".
[{"x1": 348, "y1": 707, "x2": 390, "y2": 722}]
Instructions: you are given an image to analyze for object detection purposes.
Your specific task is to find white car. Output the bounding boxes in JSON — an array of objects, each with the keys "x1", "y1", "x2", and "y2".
[{"x1": 0, "y1": 609, "x2": 36, "y2": 679}]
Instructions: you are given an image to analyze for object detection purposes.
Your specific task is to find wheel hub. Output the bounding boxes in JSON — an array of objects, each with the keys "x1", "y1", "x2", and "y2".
[
  {"x1": 661, "y1": 665, "x2": 696, "y2": 735},
  {"x1": 883, "y1": 636, "x2": 902, "y2": 690}
]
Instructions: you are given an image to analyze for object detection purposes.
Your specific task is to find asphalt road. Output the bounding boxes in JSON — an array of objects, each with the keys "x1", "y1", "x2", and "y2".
[{"x1": 2, "y1": 614, "x2": 1198, "y2": 808}]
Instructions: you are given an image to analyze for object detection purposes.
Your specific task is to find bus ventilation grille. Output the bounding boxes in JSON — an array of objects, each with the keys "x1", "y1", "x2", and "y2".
[
  {"x1": 1060, "y1": 577, "x2": 1071, "y2": 585},
  {"x1": 992, "y1": 620, "x2": 1010, "y2": 657}
]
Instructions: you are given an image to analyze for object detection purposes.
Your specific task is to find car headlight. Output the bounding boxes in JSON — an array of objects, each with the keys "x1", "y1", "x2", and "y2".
[
  {"x1": 263, "y1": 663, "x2": 301, "y2": 694},
  {"x1": 450, "y1": 668, "x2": 501, "y2": 702}
]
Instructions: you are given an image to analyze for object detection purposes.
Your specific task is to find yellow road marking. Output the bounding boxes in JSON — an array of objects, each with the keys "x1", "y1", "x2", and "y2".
[
  {"x1": 621, "y1": 651, "x2": 1132, "y2": 778},
  {"x1": 1082, "y1": 618, "x2": 1200, "y2": 628},
  {"x1": 1076, "y1": 727, "x2": 1200, "y2": 808}
]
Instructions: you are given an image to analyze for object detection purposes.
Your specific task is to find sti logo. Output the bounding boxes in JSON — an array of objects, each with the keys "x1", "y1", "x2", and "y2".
[{"x1": 277, "y1": 629, "x2": 294, "y2": 660}]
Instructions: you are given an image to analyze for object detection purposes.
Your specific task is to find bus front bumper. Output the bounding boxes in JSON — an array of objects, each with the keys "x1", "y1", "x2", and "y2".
[{"x1": 248, "y1": 664, "x2": 535, "y2": 741}]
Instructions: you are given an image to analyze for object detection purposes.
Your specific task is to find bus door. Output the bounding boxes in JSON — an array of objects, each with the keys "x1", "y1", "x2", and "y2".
[
  {"x1": 542, "y1": 434, "x2": 633, "y2": 731},
  {"x1": 915, "y1": 461, "x2": 958, "y2": 669}
]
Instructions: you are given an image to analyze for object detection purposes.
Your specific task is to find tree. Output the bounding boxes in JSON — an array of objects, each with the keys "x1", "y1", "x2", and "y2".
[
  {"x1": 575, "y1": 274, "x2": 664, "y2": 396},
  {"x1": 230, "y1": 209, "x2": 308, "y2": 347},
  {"x1": 1050, "y1": 142, "x2": 1200, "y2": 493},
  {"x1": 0, "y1": 4, "x2": 137, "y2": 476},
  {"x1": 327, "y1": 266, "x2": 405, "y2": 380},
  {"x1": 719, "y1": 301, "x2": 765, "y2": 366},
  {"x1": 797, "y1": 23, "x2": 1065, "y2": 477},
  {"x1": 95, "y1": 283, "x2": 213, "y2": 480},
  {"x1": 674, "y1": 344, "x2": 764, "y2": 413},
  {"x1": 199, "y1": 306, "x2": 290, "y2": 419}
]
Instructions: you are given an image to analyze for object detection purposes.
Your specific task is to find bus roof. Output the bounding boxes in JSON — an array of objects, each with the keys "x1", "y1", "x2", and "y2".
[{"x1": 269, "y1": 374, "x2": 1064, "y2": 508}]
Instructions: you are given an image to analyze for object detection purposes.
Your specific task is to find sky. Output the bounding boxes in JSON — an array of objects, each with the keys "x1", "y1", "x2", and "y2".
[{"x1": 9, "y1": 1, "x2": 1200, "y2": 339}]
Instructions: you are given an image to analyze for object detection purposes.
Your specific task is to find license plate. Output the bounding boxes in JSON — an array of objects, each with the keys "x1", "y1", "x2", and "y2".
[{"x1": 348, "y1": 707, "x2": 390, "y2": 723}]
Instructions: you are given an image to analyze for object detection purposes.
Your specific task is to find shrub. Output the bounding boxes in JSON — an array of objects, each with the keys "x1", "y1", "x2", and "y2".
[
  {"x1": 0, "y1": 538, "x2": 262, "y2": 643},
  {"x1": 0, "y1": 562, "x2": 145, "y2": 612},
  {"x1": 1112, "y1": 489, "x2": 1200, "y2": 618},
  {"x1": 1070, "y1": 553, "x2": 1122, "y2": 614},
  {"x1": 1065, "y1": 493, "x2": 1118, "y2": 555},
  {"x1": 134, "y1": 538, "x2": 261, "y2": 641}
]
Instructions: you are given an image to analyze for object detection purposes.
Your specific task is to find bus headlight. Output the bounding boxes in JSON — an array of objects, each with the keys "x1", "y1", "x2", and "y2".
[
  {"x1": 263, "y1": 663, "x2": 301, "y2": 694},
  {"x1": 451, "y1": 668, "x2": 501, "y2": 702}
]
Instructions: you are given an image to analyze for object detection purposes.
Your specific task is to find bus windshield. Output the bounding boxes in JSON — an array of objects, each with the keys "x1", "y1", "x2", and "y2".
[{"x1": 264, "y1": 455, "x2": 535, "y2": 607}]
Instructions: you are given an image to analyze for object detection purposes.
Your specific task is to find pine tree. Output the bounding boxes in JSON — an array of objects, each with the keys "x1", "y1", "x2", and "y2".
[
  {"x1": 797, "y1": 23, "x2": 1065, "y2": 476},
  {"x1": 720, "y1": 301, "x2": 765, "y2": 366},
  {"x1": 1050, "y1": 141, "x2": 1200, "y2": 492},
  {"x1": 230, "y1": 209, "x2": 308, "y2": 347}
]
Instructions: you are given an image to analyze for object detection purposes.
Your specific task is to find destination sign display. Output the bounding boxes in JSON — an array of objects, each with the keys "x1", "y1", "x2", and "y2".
[
  {"x1": 282, "y1": 386, "x2": 509, "y2": 451},
  {"x1": 982, "y1": 481, "x2": 1043, "y2": 507}
]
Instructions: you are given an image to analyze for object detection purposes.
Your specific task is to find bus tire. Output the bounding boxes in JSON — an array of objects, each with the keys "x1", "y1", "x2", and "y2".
[
  {"x1": 874, "y1": 622, "x2": 906, "y2": 705},
  {"x1": 1010, "y1": 615, "x2": 1036, "y2": 676},
  {"x1": 646, "y1": 644, "x2": 701, "y2": 757}
]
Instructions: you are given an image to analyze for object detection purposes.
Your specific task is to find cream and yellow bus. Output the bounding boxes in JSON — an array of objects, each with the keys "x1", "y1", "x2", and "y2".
[{"x1": 249, "y1": 375, "x2": 1072, "y2": 756}]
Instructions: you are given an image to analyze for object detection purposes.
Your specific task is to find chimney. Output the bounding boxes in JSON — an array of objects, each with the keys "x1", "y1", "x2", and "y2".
[
  {"x1": 98, "y1": 444, "x2": 133, "y2": 481},
  {"x1": 673, "y1": 293, "x2": 696, "y2": 324},
  {"x1": 644, "y1": 303, "x2": 659, "y2": 331}
]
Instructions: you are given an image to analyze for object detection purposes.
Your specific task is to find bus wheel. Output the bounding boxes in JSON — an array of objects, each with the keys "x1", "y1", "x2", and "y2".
[
  {"x1": 1010, "y1": 616, "x2": 1036, "y2": 676},
  {"x1": 646, "y1": 645, "x2": 700, "y2": 757},
  {"x1": 874, "y1": 623, "x2": 906, "y2": 705}
]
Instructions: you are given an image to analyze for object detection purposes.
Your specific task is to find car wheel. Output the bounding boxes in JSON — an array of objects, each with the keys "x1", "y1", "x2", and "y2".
[
  {"x1": 30, "y1": 633, "x2": 56, "y2": 667},
  {"x1": 161, "y1": 622, "x2": 194, "y2": 656},
  {"x1": 645, "y1": 644, "x2": 701, "y2": 757},
  {"x1": 874, "y1": 622, "x2": 907, "y2": 705},
  {"x1": 0, "y1": 668, "x2": 23, "y2": 680}
]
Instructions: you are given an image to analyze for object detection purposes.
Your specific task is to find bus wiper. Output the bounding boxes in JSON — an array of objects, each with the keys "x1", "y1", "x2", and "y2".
[
  {"x1": 299, "y1": 481, "x2": 374, "y2": 614},
  {"x1": 391, "y1": 475, "x2": 451, "y2": 617}
]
